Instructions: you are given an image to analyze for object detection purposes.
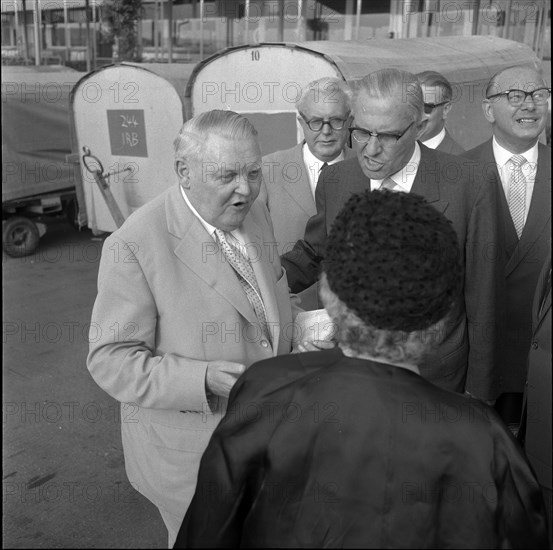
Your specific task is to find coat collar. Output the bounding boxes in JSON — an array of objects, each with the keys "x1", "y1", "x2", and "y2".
[
  {"x1": 165, "y1": 186, "x2": 281, "y2": 346},
  {"x1": 410, "y1": 144, "x2": 449, "y2": 214}
]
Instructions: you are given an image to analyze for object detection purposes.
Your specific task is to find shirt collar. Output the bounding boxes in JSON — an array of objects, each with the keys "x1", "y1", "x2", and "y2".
[
  {"x1": 179, "y1": 184, "x2": 246, "y2": 244},
  {"x1": 492, "y1": 136, "x2": 539, "y2": 167},
  {"x1": 421, "y1": 127, "x2": 446, "y2": 150},
  {"x1": 372, "y1": 142, "x2": 421, "y2": 192}
]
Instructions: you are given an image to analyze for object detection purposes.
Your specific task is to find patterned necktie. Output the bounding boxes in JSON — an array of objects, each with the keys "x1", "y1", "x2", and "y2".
[
  {"x1": 508, "y1": 155, "x2": 527, "y2": 239},
  {"x1": 214, "y1": 229, "x2": 272, "y2": 346},
  {"x1": 380, "y1": 177, "x2": 398, "y2": 192}
]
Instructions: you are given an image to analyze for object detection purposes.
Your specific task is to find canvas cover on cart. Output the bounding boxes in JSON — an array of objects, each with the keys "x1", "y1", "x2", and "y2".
[
  {"x1": 71, "y1": 63, "x2": 184, "y2": 234},
  {"x1": 185, "y1": 36, "x2": 540, "y2": 155},
  {"x1": 2, "y1": 66, "x2": 82, "y2": 204}
]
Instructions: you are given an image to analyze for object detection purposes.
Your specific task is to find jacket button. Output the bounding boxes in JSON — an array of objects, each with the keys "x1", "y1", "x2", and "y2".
[
  {"x1": 260, "y1": 340, "x2": 269, "y2": 348},
  {"x1": 531, "y1": 341, "x2": 539, "y2": 349}
]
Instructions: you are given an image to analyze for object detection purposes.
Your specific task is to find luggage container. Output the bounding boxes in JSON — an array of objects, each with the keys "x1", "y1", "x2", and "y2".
[
  {"x1": 70, "y1": 63, "x2": 188, "y2": 234},
  {"x1": 2, "y1": 66, "x2": 83, "y2": 257},
  {"x1": 185, "y1": 36, "x2": 541, "y2": 155}
]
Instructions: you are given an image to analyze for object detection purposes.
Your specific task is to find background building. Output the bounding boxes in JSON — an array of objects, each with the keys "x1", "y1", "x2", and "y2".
[{"x1": 1, "y1": 0, "x2": 550, "y2": 70}]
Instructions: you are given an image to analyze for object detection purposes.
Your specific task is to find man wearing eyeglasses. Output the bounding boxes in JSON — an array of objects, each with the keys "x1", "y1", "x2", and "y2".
[
  {"x1": 464, "y1": 65, "x2": 551, "y2": 427},
  {"x1": 416, "y1": 70, "x2": 465, "y2": 155},
  {"x1": 259, "y1": 77, "x2": 353, "y2": 309},
  {"x1": 281, "y1": 68, "x2": 504, "y2": 403}
]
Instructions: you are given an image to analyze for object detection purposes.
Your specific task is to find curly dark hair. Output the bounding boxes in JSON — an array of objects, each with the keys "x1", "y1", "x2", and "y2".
[{"x1": 323, "y1": 189, "x2": 462, "y2": 333}]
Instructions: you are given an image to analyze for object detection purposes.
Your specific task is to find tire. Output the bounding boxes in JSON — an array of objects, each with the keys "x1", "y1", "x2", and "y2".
[
  {"x1": 64, "y1": 197, "x2": 79, "y2": 230},
  {"x1": 2, "y1": 217, "x2": 40, "y2": 257}
]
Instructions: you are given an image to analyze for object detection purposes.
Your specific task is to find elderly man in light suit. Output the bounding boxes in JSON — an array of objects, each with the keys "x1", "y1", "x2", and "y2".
[
  {"x1": 258, "y1": 77, "x2": 354, "y2": 310},
  {"x1": 87, "y1": 111, "x2": 303, "y2": 547}
]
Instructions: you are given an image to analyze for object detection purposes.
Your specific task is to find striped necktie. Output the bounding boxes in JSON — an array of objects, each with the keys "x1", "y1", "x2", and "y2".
[
  {"x1": 214, "y1": 229, "x2": 272, "y2": 346},
  {"x1": 380, "y1": 177, "x2": 399, "y2": 192},
  {"x1": 508, "y1": 155, "x2": 527, "y2": 239}
]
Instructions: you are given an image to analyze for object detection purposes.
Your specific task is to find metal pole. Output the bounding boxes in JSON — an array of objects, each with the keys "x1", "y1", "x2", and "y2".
[
  {"x1": 63, "y1": 0, "x2": 69, "y2": 65},
  {"x1": 244, "y1": 0, "x2": 249, "y2": 44},
  {"x1": 92, "y1": 1, "x2": 97, "y2": 69},
  {"x1": 168, "y1": 0, "x2": 173, "y2": 63},
  {"x1": 85, "y1": 0, "x2": 91, "y2": 72},
  {"x1": 22, "y1": 0, "x2": 30, "y2": 63},
  {"x1": 154, "y1": 0, "x2": 159, "y2": 61},
  {"x1": 355, "y1": 0, "x2": 362, "y2": 40},
  {"x1": 199, "y1": 0, "x2": 204, "y2": 60},
  {"x1": 32, "y1": 0, "x2": 41, "y2": 65},
  {"x1": 296, "y1": 0, "x2": 304, "y2": 41},
  {"x1": 278, "y1": 0, "x2": 284, "y2": 42}
]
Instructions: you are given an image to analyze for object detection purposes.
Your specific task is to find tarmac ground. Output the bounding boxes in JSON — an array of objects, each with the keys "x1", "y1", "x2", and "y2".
[{"x1": 3, "y1": 217, "x2": 167, "y2": 548}]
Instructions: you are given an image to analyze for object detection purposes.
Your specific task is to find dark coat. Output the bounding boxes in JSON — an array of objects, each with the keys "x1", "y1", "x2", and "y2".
[
  {"x1": 463, "y1": 140, "x2": 551, "y2": 394},
  {"x1": 436, "y1": 129, "x2": 465, "y2": 155},
  {"x1": 520, "y1": 252, "x2": 552, "y2": 490},
  {"x1": 281, "y1": 144, "x2": 504, "y2": 400},
  {"x1": 175, "y1": 349, "x2": 548, "y2": 549}
]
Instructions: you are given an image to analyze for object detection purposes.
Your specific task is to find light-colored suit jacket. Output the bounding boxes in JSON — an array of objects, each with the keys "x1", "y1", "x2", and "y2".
[
  {"x1": 87, "y1": 184, "x2": 300, "y2": 518},
  {"x1": 259, "y1": 142, "x2": 354, "y2": 310}
]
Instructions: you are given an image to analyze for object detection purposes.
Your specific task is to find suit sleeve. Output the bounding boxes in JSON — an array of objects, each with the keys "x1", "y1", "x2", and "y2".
[
  {"x1": 87, "y1": 234, "x2": 210, "y2": 412},
  {"x1": 280, "y1": 169, "x2": 330, "y2": 294},
  {"x1": 173, "y1": 373, "x2": 274, "y2": 548},
  {"x1": 464, "y1": 166, "x2": 504, "y2": 400},
  {"x1": 492, "y1": 423, "x2": 549, "y2": 548}
]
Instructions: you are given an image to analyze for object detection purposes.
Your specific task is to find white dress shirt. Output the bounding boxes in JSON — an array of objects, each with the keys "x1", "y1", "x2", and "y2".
[
  {"x1": 179, "y1": 184, "x2": 250, "y2": 257},
  {"x1": 370, "y1": 142, "x2": 421, "y2": 193},
  {"x1": 492, "y1": 137, "x2": 538, "y2": 227},
  {"x1": 302, "y1": 143, "x2": 344, "y2": 199},
  {"x1": 421, "y1": 127, "x2": 446, "y2": 150}
]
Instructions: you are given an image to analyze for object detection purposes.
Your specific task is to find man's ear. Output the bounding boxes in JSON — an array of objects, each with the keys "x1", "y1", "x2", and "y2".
[
  {"x1": 442, "y1": 102, "x2": 453, "y2": 120},
  {"x1": 482, "y1": 100, "x2": 496, "y2": 124},
  {"x1": 175, "y1": 160, "x2": 190, "y2": 188}
]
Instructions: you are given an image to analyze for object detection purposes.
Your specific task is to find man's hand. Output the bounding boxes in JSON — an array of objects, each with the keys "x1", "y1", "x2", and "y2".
[
  {"x1": 293, "y1": 339, "x2": 337, "y2": 353},
  {"x1": 205, "y1": 361, "x2": 246, "y2": 398}
]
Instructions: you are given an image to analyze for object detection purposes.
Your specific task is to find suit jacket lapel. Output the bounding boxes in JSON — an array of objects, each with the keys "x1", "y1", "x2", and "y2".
[
  {"x1": 165, "y1": 186, "x2": 258, "y2": 324},
  {"x1": 279, "y1": 143, "x2": 316, "y2": 217},
  {"x1": 241, "y1": 213, "x2": 282, "y2": 348},
  {"x1": 411, "y1": 145, "x2": 449, "y2": 214},
  {"x1": 505, "y1": 143, "x2": 551, "y2": 276}
]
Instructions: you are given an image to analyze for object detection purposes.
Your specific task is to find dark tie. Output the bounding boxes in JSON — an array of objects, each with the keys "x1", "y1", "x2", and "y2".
[{"x1": 214, "y1": 229, "x2": 272, "y2": 346}]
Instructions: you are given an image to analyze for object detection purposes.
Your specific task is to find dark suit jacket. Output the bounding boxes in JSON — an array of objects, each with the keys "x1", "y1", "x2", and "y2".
[
  {"x1": 281, "y1": 144, "x2": 503, "y2": 400},
  {"x1": 258, "y1": 143, "x2": 355, "y2": 310},
  {"x1": 520, "y1": 252, "x2": 552, "y2": 491},
  {"x1": 464, "y1": 140, "x2": 551, "y2": 394},
  {"x1": 437, "y1": 129, "x2": 465, "y2": 155},
  {"x1": 175, "y1": 349, "x2": 548, "y2": 549}
]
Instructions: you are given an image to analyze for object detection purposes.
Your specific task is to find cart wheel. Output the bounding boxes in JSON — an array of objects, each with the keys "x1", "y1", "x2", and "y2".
[
  {"x1": 2, "y1": 217, "x2": 40, "y2": 257},
  {"x1": 65, "y1": 197, "x2": 79, "y2": 229}
]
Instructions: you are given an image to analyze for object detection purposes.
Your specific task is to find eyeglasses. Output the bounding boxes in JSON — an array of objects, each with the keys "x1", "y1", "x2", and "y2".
[
  {"x1": 349, "y1": 121, "x2": 415, "y2": 148},
  {"x1": 299, "y1": 114, "x2": 349, "y2": 132},
  {"x1": 423, "y1": 101, "x2": 449, "y2": 114},
  {"x1": 486, "y1": 88, "x2": 551, "y2": 106}
]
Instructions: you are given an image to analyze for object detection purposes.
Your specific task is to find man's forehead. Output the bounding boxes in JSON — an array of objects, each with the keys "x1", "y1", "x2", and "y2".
[
  {"x1": 353, "y1": 92, "x2": 408, "y2": 116},
  {"x1": 495, "y1": 68, "x2": 544, "y2": 90},
  {"x1": 302, "y1": 97, "x2": 349, "y2": 115}
]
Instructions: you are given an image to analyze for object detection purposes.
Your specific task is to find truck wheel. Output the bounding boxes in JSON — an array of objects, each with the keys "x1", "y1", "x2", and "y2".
[{"x1": 2, "y1": 217, "x2": 40, "y2": 257}]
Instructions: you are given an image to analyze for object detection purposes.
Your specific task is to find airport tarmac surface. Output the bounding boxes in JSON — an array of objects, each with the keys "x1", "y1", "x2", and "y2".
[{"x1": 3, "y1": 219, "x2": 167, "y2": 548}]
